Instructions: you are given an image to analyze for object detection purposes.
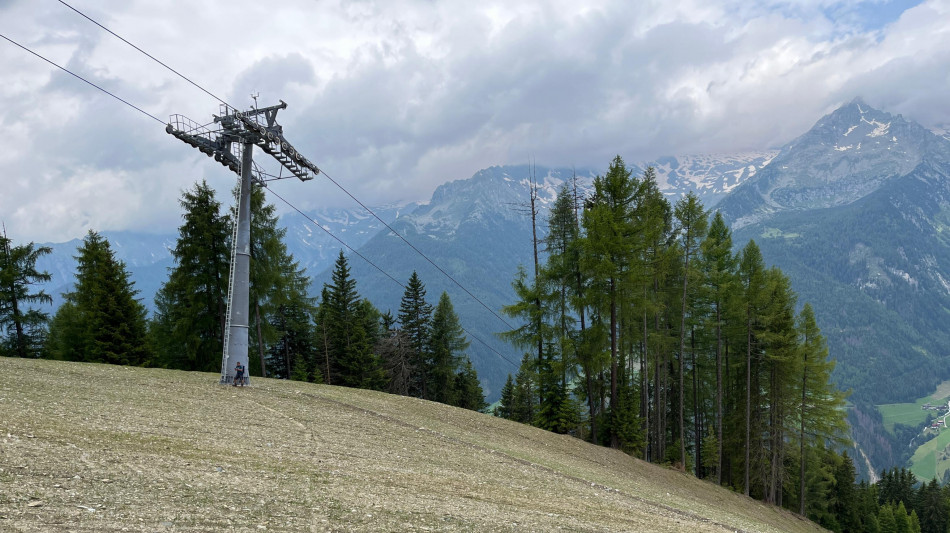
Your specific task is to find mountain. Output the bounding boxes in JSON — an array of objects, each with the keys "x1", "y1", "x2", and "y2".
[
  {"x1": 314, "y1": 154, "x2": 773, "y2": 399},
  {"x1": 34, "y1": 205, "x2": 416, "y2": 313},
  {"x1": 651, "y1": 151, "x2": 778, "y2": 207},
  {"x1": 314, "y1": 165, "x2": 595, "y2": 398},
  {"x1": 720, "y1": 99, "x2": 950, "y2": 476},
  {"x1": 31, "y1": 154, "x2": 763, "y2": 398},
  {"x1": 719, "y1": 97, "x2": 950, "y2": 228}
]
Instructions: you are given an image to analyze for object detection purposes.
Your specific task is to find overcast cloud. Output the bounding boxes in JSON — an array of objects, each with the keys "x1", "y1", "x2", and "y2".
[{"x1": 0, "y1": 0, "x2": 945, "y2": 243}]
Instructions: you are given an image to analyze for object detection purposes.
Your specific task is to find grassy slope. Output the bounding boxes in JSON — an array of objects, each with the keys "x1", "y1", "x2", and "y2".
[
  {"x1": 879, "y1": 398, "x2": 935, "y2": 434},
  {"x1": 0, "y1": 358, "x2": 825, "y2": 532}
]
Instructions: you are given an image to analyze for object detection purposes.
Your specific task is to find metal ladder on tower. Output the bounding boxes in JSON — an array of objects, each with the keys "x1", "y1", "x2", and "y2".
[{"x1": 220, "y1": 175, "x2": 242, "y2": 384}]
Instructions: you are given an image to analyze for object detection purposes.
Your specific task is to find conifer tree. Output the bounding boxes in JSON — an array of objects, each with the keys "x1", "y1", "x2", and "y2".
[
  {"x1": 699, "y1": 211, "x2": 736, "y2": 483},
  {"x1": 542, "y1": 184, "x2": 584, "y2": 435},
  {"x1": 581, "y1": 155, "x2": 638, "y2": 449},
  {"x1": 49, "y1": 230, "x2": 149, "y2": 365},
  {"x1": 378, "y1": 326, "x2": 413, "y2": 395},
  {"x1": 454, "y1": 359, "x2": 487, "y2": 411},
  {"x1": 0, "y1": 232, "x2": 52, "y2": 358},
  {"x1": 151, "y1": 181, "x2": 230, "y2": 371},
  {"x1": 673, "y1": 191, "x2": 708, "y2": 469},
  {"x1": 496, "y1": 374, "x2": 515, "y2": 419},
  {"x1": 880, "y1": 504, "x2": 897, "y2": 533},
  {"x1": 796, "y1": 303, "x2": 848, "y2": 513},
  {"x1": 241, "y1": 187, "x2": 317, "y2": 379},
  {"x1": 317, "y1": 251, "x2": 386, "y2": 390},
  {"x1": 634, "y1": 169, "x2": 675, "y2": 460},
  {"x1": 428, "y1": 291, "x2": 469, "y2": 405},
  {"x1": 736, "y1": 239, "x2": 768, "y2": 496},
  {"x1": 398, "y1": 271, "x2": 432, "y2": 398},
  {"x1": 511, "y1": 353, "x2": 537, "y2": 424}
]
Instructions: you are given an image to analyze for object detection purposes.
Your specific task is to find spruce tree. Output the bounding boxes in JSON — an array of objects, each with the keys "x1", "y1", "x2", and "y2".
[
  {"x1": 428, "y1": 291, "x2": 469, "y2": 405},
  {"x1": 496, "y1": 374, "x2": 515, "y2": 419},
  {"x1": 48, "y1": 230, "x2": 149, "y2": 365},
  {"x1": 242, "y1": 187, "x2": 316, "y2": 379},
  {"x1": 454, "y1": 359, "x2": 487, "y2": 412},
  {"x1": 398, "y1": 271, "x2": 432, "y2": 399},
  {"x1": 0, "y1": 232, "x2": 52, "y2": 358},
  {"x1": 152, "y1": 181, "x2": 230, "y2": 371},
  {"x1": 316, "y1": 252, "x2": 386, "y2": 390}
]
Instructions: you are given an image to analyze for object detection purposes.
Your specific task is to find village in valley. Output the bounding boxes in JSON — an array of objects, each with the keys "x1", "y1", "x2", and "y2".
[{"x1": 922, "y1": 401, "x2": 950, "y2": 431}]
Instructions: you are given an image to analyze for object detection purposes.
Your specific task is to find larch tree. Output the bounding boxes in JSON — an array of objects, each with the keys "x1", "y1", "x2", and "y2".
[
  {"x1": 796, "y1": 303, "x2": 848, "y2": 514},
  {"x1": 736, "y1": 239, "x2": 768, "y2": 496},
  {"x1": 698, "y1": 211, "x2": 737, "y2": 484},
  {"x1": 581, "y1": 155, "x2": 638, "y2": 449},
  {"x1": 673, "y1": 191, "x2": 708, "y2": 470}
]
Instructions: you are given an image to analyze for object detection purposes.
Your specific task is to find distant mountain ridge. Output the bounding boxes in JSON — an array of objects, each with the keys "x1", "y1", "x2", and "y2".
[
  {"x1": 718, "y1": 99, "x2": 950, "y2": 478},
  {"x1": 720, "y1": 97, "x2": 950, "y2": 228}
]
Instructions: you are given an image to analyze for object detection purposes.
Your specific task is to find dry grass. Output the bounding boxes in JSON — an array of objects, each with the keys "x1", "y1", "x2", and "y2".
[{"x1": 0, "y1": 358, "x2": 826, "y2": 532}]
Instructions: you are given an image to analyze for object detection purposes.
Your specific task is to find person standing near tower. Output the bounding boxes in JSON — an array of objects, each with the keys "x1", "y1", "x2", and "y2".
[{"x1": 233, "y1": 361, "x2": 245, "y2": 387}]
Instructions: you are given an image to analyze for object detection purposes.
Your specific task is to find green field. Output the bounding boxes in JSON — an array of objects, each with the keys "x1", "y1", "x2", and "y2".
[
  {"x1": 910, "y1": 429, "x2": 950, "y2": 481},
  {"x1": 877, "y1": 379, "x2": 950, "y2": 481},
  {"x1": 879, "y1": 396, "x2": 941, "y2": 433}
]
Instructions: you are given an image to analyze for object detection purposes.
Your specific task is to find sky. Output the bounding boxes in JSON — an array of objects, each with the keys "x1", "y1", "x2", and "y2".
[{"x1": 0, "y1": 0, "x2": 947, "y2": 244}]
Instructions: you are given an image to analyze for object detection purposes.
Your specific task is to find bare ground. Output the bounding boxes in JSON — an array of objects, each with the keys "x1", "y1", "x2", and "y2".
[{"x1": 0, "y1": 358, "x2": 826, "y2": 532}]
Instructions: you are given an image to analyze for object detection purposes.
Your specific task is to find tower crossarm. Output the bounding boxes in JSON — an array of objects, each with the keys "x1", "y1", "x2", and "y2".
[{"x1": 165, "y1": 115, "x2": 241, "y2": 175}]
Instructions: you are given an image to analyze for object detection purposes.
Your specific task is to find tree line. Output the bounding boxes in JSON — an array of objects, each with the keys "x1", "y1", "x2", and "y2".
[
  {"x1": 494, "y1": 156, "x2": 850, "y2": 518},
  {"x1": 0, "y1": 180, "x2": 485, "y2": 411}
]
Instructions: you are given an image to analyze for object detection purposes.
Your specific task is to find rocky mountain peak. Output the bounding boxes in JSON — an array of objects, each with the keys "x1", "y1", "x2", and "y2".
[{"x1": 719, "y1": 99, "x2": 950, "y2": 228}]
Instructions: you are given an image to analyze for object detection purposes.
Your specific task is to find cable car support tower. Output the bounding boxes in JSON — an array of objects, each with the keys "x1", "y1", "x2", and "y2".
[{"x1": 165, "y1": 100, "x2": 318, "y2": 385}]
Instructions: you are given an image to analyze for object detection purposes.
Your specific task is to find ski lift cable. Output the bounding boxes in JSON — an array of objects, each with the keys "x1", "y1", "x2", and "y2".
[
  {"x1": 266, "y1": 187, "x2": 520, "y2": 370},
  {"x1": 42, "y1": 3, "x2": 522, "y2": 369},
  {"x1": 0, "y1": 32, "x2": 165, "y2": 125}
]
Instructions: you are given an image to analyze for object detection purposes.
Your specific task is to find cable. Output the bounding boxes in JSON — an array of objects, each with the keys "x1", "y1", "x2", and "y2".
[
  {"x1": 53, "y1": 4, "x2": 520, "y2": 364},
  {"x1": 266, "y1": 187, "x2": 405, "y2": 288},
  {"x1": 57, "y1": 0, "x2": 516, "y2": 334},
  {"x1": 57, "y1": 0, "x2": 233, "y2": 111},
  {"x1": 266, "y1": 187, "x2": 519, "y2": 370},
  {"x1": 0, "y1": 32, "x2": 165, "y2": 125},
  {"x1": 318, "y1": 168, "x2": 518, "y2": 332}
]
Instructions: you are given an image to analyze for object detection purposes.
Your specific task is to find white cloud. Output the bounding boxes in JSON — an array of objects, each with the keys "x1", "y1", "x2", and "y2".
[{"x1": 0, "y1": 0, "x2": 943, "y2": 243}]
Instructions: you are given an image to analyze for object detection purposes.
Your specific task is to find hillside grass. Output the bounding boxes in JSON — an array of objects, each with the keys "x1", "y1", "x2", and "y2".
[
  {"x1": 910, "y1": 429, "x2": 950, "y2": 481},
  {"x1": 878, "y1": 398, "x2": 935, "y2": 433},
  {"x1": 0, "y1": 358, "x2": 826, "y2": 532},
  {"x1": 877, "y1": 379, "x2": 950, "y2": 433}
]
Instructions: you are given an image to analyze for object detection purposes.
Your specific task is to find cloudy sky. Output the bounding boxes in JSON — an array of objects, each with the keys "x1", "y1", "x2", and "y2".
[{"x1": 0, "y1": 0, "x2": 946, "y2": 243}]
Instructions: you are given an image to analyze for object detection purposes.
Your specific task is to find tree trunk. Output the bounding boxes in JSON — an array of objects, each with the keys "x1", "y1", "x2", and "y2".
[
  {"x1": 799, "y1": 347, "x2": 808, "y2": 515},
  {"x1": 678, "y1": 240, "x2": 690, "y2": 470},
  {"x1": 322, "y1": 321, "x2": 331, "y2": 385},
  {"x1": 256, "y1": 302, "x2": 267, "y2": 377},
  {"x1": 609, "y1": 277, "x2": 619, "y2": 449},
  {"x1": 692, "y1": 326, "x2": 700, "y2": 476},
  {"x1": 745, "y1": 315, "x2": 752, "y2": 497},
  {"x1": 716, "y1": 302, "x2": 723, "y2": 485},
  {"x1": 642, "y1": 305, "x2": 650, "y2": 462}
]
